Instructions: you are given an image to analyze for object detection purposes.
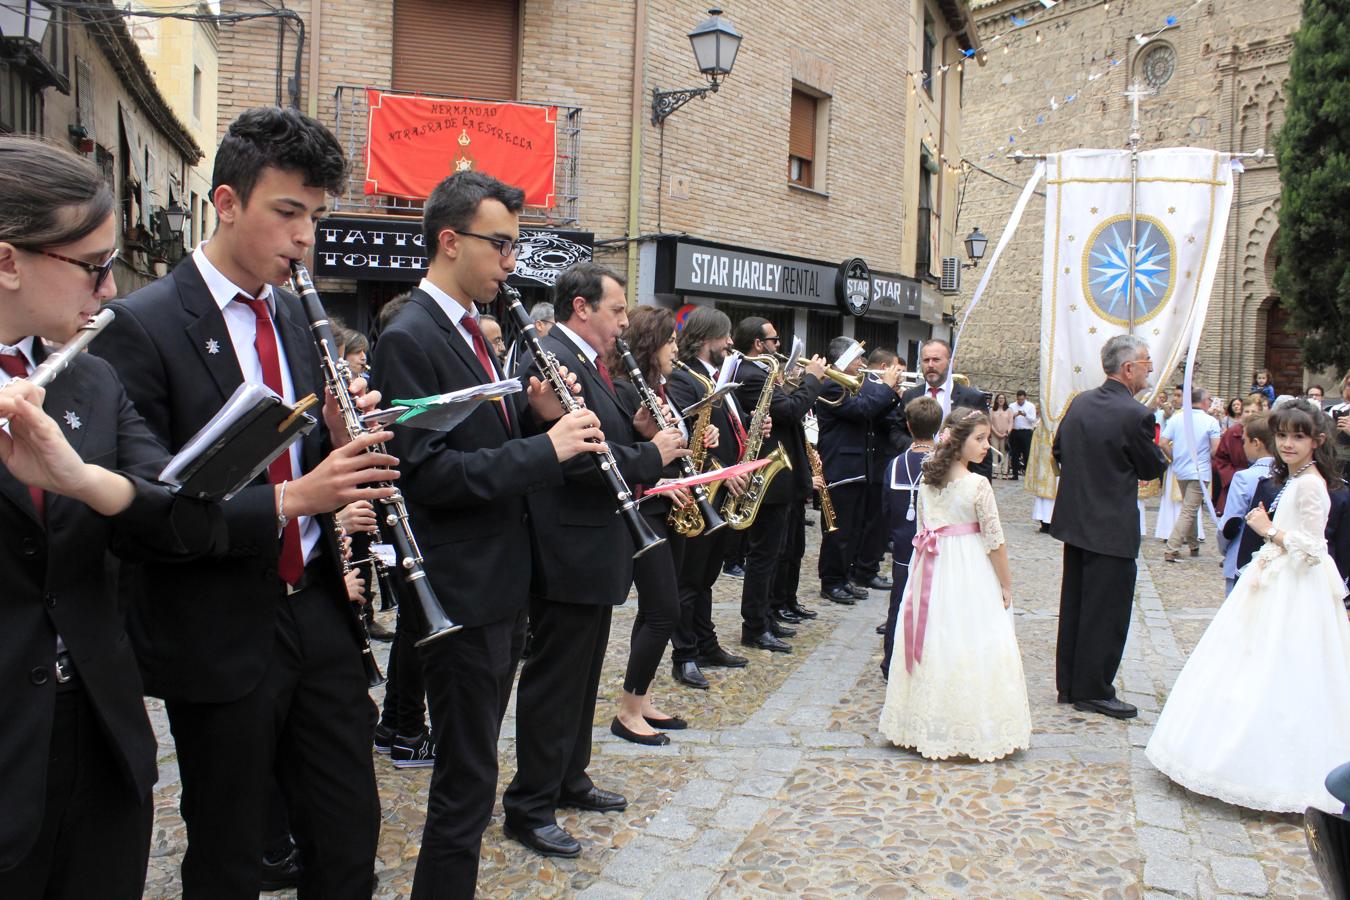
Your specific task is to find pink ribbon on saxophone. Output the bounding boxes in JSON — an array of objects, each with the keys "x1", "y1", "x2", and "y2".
[{"x1": 903, "y1": 521, "x2": 983, "y2": 673}]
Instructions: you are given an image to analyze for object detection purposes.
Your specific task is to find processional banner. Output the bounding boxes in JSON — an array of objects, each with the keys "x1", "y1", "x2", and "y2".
[{"x1": 1026, "y1": 148, "x2": 1234, "y2": 499}]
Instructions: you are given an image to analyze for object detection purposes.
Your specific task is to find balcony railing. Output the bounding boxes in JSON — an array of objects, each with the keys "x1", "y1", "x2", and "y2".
[{"x1": 330, "y1": 84, "x2": 582, "y2": 226}]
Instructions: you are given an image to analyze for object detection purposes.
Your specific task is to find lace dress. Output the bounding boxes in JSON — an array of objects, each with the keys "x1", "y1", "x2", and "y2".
[
  {"x1": 1146, "y1": 473, "x2": 1350, "y2": 813},
  {"x1": 879, "y1": 474, "x2": 1032, "y2": 761}
]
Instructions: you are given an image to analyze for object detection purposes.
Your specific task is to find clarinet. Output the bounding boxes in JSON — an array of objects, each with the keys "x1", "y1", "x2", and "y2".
[
  {"x1": 290, "y1": 261, "x2": 461, "y2": 646},
  {"x1": 333, "y1": 517, "x2": 386, "y2": 687},
  {"x1": 501, "y1": 286, "x2": 665, "y2": 559},
  {"x1": 0, "y1": 308, "x2": 115, "y2": 428},
  {"x1": 615, "y1": 338, "x2": 727, "y2": 536}
]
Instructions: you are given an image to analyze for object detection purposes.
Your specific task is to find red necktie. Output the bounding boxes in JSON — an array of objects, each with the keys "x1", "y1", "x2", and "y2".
[
  {"x1": 0, "y1": 351, "x2": 44, "y2": 523},
  {"x1": 725, "y1": 394, "x2": 748, "y2": 455},
  {"x1": 596, "y1": 359, "x2": 616, "y2": 394},
  {"x1": 240, "y1": 297, "x2": 305, "y2": 586},
  {"x1": 930, "y1": 386, "x2": 940, "y2": 398},
  {"x1": 460, "y1": 315, "x2": 510, "y2": 430}
]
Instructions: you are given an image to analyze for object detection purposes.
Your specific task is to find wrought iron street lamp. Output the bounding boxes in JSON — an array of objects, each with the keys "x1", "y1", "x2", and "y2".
[
  {"x1": 651, "y1": 8, "x2": 743, "y2": 125},
  {"x1": 0, "y1": 0, "x2": 52, "y2": 45},
  {"x1": 963, "y1": 227, "x2": 988, "y2": 268}
]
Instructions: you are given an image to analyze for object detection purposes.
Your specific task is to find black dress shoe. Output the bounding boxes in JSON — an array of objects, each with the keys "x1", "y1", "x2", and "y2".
[
  {"x1": 1057, "y1": 693, "x2": 1072, "y2": 704},
  {"x1": 740, "y1": 631, "x2": 792, "y2": 653},
  {"x1": 504, "y1": 822, "x2": 581, "y2": 858},
  {"x1": 768, "y1": 620, "x2": 797, "y2": 638},
  {"x1": 366, "y1": 619, "x2": 396, "y2": 642},
  {"x1": 644, "y1": 715, "x2": 687, "y2": 730},
  {"x1": 1039, "y1": 522, "x2": 1052, "y2": 534},
  {"x1": 722, "y1": 563, "x2": 746, "y2": 579},
  {"x1": 875, "y1": 623, "x2": 887, "y2": 635},
  {"x1": 853, "y1": 574, "x2": 892, "y2": 591},
  {"x1": 785, "y1": 601, "x2": 818, "y2": 620},
  {"x1": 558, "y1": 786, "x2": 628, "y2": 812},
  {"x1": 260, "y1": 842, "x2": 303, "y2": 891},
  {"x1": 696, "y1": 646, "x2": 748, "y2": 668},
  {"x1": 672, "y1": 661, "x2": 710, "y2": 689},
  {"x1": 1073, "y1": 698, "x2": 1137, "y2": 719},
  {"x1": 846, "y1": 584, "x2": 869, "y2": 599},
  {"x1": 610, "y1": 717, "x2": 670, "y2": 746},
  {"x1": 820, "y1": 586, "x2": 857, "y2": 605},
  {"x1": 771, "y1": 608, "x2": 803, "y2": 624}
]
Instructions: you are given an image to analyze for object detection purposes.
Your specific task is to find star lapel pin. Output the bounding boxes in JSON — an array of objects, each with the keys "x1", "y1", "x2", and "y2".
[
  {"x1": 205, "y1": 338, "x2": 221, "y2": 355},
  {"x1": 63, "y1": 410, "x2": 82, "y2": 430}
]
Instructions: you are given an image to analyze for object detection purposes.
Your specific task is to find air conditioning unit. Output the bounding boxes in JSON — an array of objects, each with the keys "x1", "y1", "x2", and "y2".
[{"x1": 940, "y1": 257, "x2": 961, "y2": 294}]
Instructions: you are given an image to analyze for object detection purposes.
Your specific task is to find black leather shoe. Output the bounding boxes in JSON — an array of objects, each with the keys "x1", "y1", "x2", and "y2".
[
  {"x1": 672, "y1": 661, "x2": 710, "y2": 689},
  {"x1": 260, "y1": 842, "x2": 303, "y2": 891},
  {"x1": 504, "y1": 822, "x2": 581, "y2": 858},
  {"x1": 768, "y1": 620, "x2": 797, "y2": 638},
  {"x1": 644, "y1": 714, "x2": 687, "y2": 730},
  {"x1": 853, "y1": 574, "x2": 892, "y2": 591},
  {"x1": 1057, "y1": 693, "x2": 1072, "y2": 704},
  {"x1": 696, "y1": 646, "x2": 748, "y2": 668},
  {"x1": 366, "y1": 619, "x2": 396, "y2": 642},
  {"x1": 740, "y1": 631, "x2": 792, "y2": 653},
  {"x1": 558, "y1": 786, "x2": 628, "y2": 812},
  {"x1": 722, "y1": 563, "x2": 746, "y2": 579},
  {"x1": 820, "y1": 586, "x2": 857, "y2": 605},
  {"x1": 610, "y1": 717, "x2": 670, "y2": 746},
  {"x1": 1073, "y1": 698, "x2": 1137, "y2": 719},
  {"x1": 846, "y1": 584, "x2": 869, "y2": 599},
  {"x1": 771, "y1": 608, "x2": 803, "y2": 624},
  {"x1": 785, "y1": 601, "x2": 818, "y2": 620},
  {"x1": 875, "y1": 623, "x2": 886, "y2": 635}
]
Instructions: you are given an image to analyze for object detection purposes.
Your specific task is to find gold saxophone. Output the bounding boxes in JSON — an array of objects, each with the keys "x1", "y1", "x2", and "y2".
[
  {"x1": 668, "y1": 361, "x2": 723, "y2": 537},
  {"x1": 805, "y1": 442, "x2": 838, "y2": 532},
  {"x1": 721, "y1": 354, "x2": 792, "y2": 530}
]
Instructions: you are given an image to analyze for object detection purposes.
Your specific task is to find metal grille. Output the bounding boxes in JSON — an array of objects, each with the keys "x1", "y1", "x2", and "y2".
[{"x1": 330, "y1": 84, "x2": 582, "y2": 226}]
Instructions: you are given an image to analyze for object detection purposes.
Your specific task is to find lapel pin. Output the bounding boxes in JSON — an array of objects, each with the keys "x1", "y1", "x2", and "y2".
[
  {"x1": 63, "y1": 411, "x2": 82, "y2": 430},
  {"x1": 205, "y1": 338, "x2": 221, "y2": 355}
]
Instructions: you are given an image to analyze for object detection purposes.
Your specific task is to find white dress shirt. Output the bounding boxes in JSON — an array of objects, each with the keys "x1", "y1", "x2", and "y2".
[{"x1": 417, "y1": 277, "x2": 503, "y2": 380}]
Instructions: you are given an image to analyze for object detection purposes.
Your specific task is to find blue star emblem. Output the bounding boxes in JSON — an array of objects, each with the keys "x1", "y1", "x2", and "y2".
[{"x1": 1082, "y1": 215, "x2": 1175, "y2": 326}]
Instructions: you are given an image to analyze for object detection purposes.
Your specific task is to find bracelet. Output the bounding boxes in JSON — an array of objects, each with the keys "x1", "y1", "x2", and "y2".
[{"x1": 277, "y1": 481, "x2": 289, "y2": 529}]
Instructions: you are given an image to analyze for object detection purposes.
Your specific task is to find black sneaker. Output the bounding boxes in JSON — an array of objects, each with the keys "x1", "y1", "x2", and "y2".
[
  {"x1": 373, "y1": 722, "x2": 394, "y2": 755},
  {"x1": 260, "y1": 840, "x2": 303, "y2": 892},
  {"x1": 722, "y1": 564, "x2": 746, "y2": 579},
  {"x1": 390, "y1": 732, "x2": 436, "y2": 768}
]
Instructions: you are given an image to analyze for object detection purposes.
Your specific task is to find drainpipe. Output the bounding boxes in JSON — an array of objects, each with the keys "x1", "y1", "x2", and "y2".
[
  {"x1": 627, "y1": 0, "x2": 648, "y2": 295},
  {"x1": 307, "y1": 0, "x2": 322, "y2": 118}
]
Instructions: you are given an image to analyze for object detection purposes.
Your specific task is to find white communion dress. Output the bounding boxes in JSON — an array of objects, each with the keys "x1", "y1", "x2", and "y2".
[
  {"x1": 1146, "y1": 472, "x2": 1350, "y2": 813},
  {"x1": 879, "y1": 473, "x2": 1032, "y2": 761}
]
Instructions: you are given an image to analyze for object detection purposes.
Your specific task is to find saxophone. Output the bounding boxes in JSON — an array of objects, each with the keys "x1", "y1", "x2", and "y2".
[
  {"x1": 805, "y1": 441, "x2": 838, "y2": 533},
  {"x1": 669, "y1": 361, "x2": 723, "y2": 537},
  {"x1": 721, "y1": 354, "x2": 792, "y2": 530}
]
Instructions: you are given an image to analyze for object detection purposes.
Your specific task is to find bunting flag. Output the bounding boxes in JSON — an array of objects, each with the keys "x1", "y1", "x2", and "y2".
[
  {"x1": 364, "y1": 90, "x2": 558, "y2": 206},
  {"x1": 1026, "y1": 148, "x2": 1235, "y2": 501}
]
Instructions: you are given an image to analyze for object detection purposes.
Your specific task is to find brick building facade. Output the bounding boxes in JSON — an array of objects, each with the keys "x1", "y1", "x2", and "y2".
[{"x1": 953, "y1": 0, "x2": 1302, "y2": 402}]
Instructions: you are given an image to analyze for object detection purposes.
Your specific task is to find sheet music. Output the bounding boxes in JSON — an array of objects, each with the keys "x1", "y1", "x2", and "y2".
[{"x1": 160, "y1": 382, "x2": 280, "y2": 487}]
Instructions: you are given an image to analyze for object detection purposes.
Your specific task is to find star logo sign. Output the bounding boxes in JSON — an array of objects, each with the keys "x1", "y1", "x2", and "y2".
[
  {"x1": 205, "y1": 338, "x2": 221, "y2": 355},
  {"x1": 63, "y1": 410, "x2": 81, "y2": 430}
]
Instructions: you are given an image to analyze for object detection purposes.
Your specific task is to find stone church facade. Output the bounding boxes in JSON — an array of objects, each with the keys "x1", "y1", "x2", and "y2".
[{"x1": 953, "y1": 0, "x2": 1302, "y2": 402}]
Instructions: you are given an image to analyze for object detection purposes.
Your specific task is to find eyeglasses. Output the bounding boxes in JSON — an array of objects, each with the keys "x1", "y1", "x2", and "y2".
[
  {"x1": 760, "y1": 335, "x2": 781, "y2": 344},
  {"x1": 34, "y1": 248, "x2": 120, "y2": 292},
  {"x1": 458, "y1": 231, "x2": 521, "y2": 258}
]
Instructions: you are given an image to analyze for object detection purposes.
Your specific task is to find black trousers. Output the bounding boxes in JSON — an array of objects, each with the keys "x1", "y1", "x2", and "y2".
[
  {"x1": 625, "y1": 518, "x2": 684, "y2": 694},
  {"x1": 771, "y1": 500, "x2": 806, "y2": 609},
  {"x1": 410, "y1": 609, "x2": 526, "y2": 899},
  {"x1": 881, "y1": 559, "x2": 912, "y2": 677},
  {"x1": 0, "y1": 689, "x2": 152, "y2": 900},
  {"x1": 853, "y1": 481, "x2": 888, "y2": 580},
  {"x1": 1057, "y1": 543, "x2": 1137, "y2": 701},
  {"x1": 740, "y1": 501, "x2": 789, "y2": 634},
  {"x1": 165, "y1": 584, "x2": 380, "y2": 900},
  {"x1": 380, "y1": 600, "x2": 429, "y2": 737},
  {"x1": 1010, "y1": 429, "x2": 1034, "y2": 475},
  {"x1": 672, "y1": 527, "x2": 730, "y2": 663},
  {"x1": 818, "y1": 483, "x2": 866, "y2": 589},
  {"x1": 503, "y1": 601, "x2": 613, "y2": 831}
]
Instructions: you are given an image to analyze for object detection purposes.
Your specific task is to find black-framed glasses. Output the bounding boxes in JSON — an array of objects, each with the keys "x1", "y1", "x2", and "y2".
[
  {"x1": 458, "y1": 231, "x2": 521, "y2": 258},
  {"x1": 760, "y1": 335, "x2": 781, "y2": 345},
  {"x1": 34, "y1": 248, "x2": 120, "y2": 292}
]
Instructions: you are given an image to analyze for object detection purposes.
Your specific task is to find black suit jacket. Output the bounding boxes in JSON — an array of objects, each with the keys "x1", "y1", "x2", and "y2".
[
  {"x1": 1051, "y1": 379, "x2": 1169, "y2": 559},
  {"x1": 734, "y1": 361, "x2": 824, "y2": 504},
  {"x1": 0, "y1": 348, "x2": 222, "y2": 868},
  {"x1": 90, "y1": 258, "x2": 354, "y2": 703},
  {"x1": 371, "y1": 290, "x2": 562, "y2": 628},
  {"x1": 895, "y1": 382, "x2": 993, "y2": 479},
  {"x1": 521, "y1": 328, "x2": 663, "y2": 605},
  {"x1": 815, "y1": 377, "x2": 900, "y2": 485}
]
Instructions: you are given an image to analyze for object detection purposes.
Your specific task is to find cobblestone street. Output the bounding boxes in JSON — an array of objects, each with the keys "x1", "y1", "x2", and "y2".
[{"x1": 143, "y1": 482, "x2": 1325, "y2": 898}]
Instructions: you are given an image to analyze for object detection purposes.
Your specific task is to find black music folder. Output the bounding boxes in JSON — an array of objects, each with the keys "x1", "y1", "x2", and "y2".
[{"x1": 160, "y1": 383, "x2": 320, "y2": 502}]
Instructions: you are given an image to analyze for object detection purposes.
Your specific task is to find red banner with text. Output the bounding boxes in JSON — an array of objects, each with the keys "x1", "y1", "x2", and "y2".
[{"x1": 364, "y1": 90, "x2": 558, "y2": 207}]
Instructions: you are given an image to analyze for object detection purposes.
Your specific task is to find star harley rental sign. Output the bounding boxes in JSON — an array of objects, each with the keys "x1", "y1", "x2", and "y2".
[{"x1": 363, "y1": 90, "x2": 559, "y2": 207}]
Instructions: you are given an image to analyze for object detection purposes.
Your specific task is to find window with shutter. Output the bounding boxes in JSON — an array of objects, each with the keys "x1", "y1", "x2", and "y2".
[
  {"x1": 788, "y1": 88, "x2": 817, "y2": 188},
  {"x1": 393, "y1": 0, "x2": 520, "y2": 99}
]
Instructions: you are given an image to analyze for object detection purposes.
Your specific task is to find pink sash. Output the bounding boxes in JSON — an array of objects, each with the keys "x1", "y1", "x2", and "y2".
[{"x1": 903, "y1": 521, "x2": 983, "y2": 673}]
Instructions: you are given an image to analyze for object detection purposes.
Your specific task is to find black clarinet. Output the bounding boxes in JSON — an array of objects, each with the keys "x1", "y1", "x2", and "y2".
[
  {"x1": 501, "y1": 286, "x2": 665, "y2": 558},
  {"x1": 333, "y1": 518, "x2": 386, "y2": 687},
  {"x1": 615, "y1": 338, "x2": 727, "y2": 536},
  {"x1": 290, "y1": 260, "x2": 461, "y2": 646}
]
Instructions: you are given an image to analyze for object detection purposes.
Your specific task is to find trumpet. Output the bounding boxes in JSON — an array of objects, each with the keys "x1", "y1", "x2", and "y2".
[{"x1": 775, "y1": 352, "x2": 869, "y2": 406}]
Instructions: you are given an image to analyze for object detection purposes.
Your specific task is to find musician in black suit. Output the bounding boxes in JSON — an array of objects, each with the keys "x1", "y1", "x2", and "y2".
[
  {"x1": 91, "y1": 108, "x2": 396, "y2": 899},
  {"x1": 666, "y1": 307, "x2": 750, "y2": 690},
  {"x1": 852, "y1": 347, "x2": 907, "y2": 592},
  {"x1": 0, "y1": 136, "x2": 225, "y2": 899},
  {"x1": 896, "y1": 339, "x2": 992, "y2": 479},
  {"x1": 1051, "y1": 334, "x2": 1168, "y2": 719},
  {"x1": 815, "y1": 337, "x2": 901, "y2": 604},
  {"x1": 372, "y1": 172, "x2": 605, "y2": 896},
  {"x1": 502, "y1": 263, "x2": 686, "y2": 858},
  {"x1": 731, "y1": 318, "x2": 826, "y2": 653}
]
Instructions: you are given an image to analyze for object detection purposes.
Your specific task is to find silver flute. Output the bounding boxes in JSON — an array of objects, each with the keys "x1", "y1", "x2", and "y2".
[{"x1": 0, "y1": 308, "x2": 115, "y2": 428}]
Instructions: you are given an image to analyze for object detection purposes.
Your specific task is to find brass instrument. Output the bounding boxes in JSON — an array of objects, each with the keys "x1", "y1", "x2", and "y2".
[
  {"x1": 721, "y1": 354, "x2": 792, "y2": 529},
  {"x1": 670, "y1": 360, "x2": 725, "y2": 536},
  {"x1": 804, "y1": 441, "x2": 838, "y2": 532},
  {"x1": 774, "y1": 351, "x2": 864, "y2": 404}
]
